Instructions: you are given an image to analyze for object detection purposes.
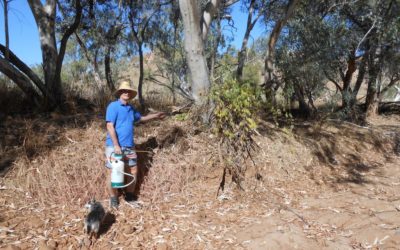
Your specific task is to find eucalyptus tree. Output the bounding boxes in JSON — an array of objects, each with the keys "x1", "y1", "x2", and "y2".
[
  {"x1": 201, "y1": 0, "x2": 239, "y2": 39},
  {"x1": 236, "y1": 0, "x2": 266, "y2": 80},
  {"x1": 204, "y1": 2, "x2": 236, "y2": 83},
  {"x1": 342, "y1": 0, "x2": 400, "y2": 117},
  {"x1": 147, "y1": 1, "x2": 192, "y2": 104},
  {"x1": 30, "y1": 0, "x2": 82, "y2": 104},
  {"x1": 0, "y1": 0, "x2": 83, "y2": 108},
  {"x1": 72, "y1": 0, "x2": 125, "y2": 93},
  {"x1": 112, "y1": 0, "x2": 169, "y2": 110},
  {"x1": 276, "y1": 0, "x2": 352, "y2": 115},
  {"x1": 178, "y1": 0, "x2": 238, "y2": 111},
  {"x1": 273, "y1": 0, "x2": 400, "y2": 120},
  {"x1": 179, "y1": 0, "x2": 212, "y2": 107},
  {"x1": 262, "y1": 0, "x2": 299, "y2": 103}
]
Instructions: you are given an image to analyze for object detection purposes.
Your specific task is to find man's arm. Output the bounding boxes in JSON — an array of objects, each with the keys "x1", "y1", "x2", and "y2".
[
  {"x1": 139, "y1": 112, "x2": 166, "y2": 123},
  {"x1": 106, "y1": 122, "x2": 122, "y2": 154}
]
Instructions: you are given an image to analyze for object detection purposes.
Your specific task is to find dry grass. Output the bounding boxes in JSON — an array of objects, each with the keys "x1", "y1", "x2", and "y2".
[
  {"x1": 1, "y1": 113, "x2": 198, "y2": 210},
  {"x1": 2, "y1": 91, "x2": 398, "y2": 211},
  {"x1": 138, "y1": 122, "x2": 214, "y2": 203},
  {"x1": 0, "y1": 85, "x2": 34, "y2": 115},
  {"x1": 4, "y1": 120, "x2": 107, "y2": 206},
  {"x1": 1, "y1": 108, "x2": 400, "y2": 249},
  {"x1": 0, "y1": 77, "x2": 191, "y2": 209}
]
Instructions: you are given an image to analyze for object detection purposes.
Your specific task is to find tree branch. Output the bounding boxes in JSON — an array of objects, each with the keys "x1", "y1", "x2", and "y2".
[
  {"x1": 146, "y1": 75, "x2": 193, "y2": 101},
  {"x1": 223, "y1": 0, "x2": 239, "y2": 7},
  {"x1": 380, "y1": 75, "x2": 400, "y2": 96},
  {"x1": 355, "y1": 19, "x2": 376, "y2": 53},
  {"x1": 56, "y1": 0, "x2": 82, "y2": 78},
  {"x1": 27, "y1": 0, "x2": 44, "y2": 23},
  {"x1": 0, "y1": 43, "x2": 54, "y2": 102},
  {"x1": 0, "y1": 56, "x2": 42, "y2": 104},
  {"x1": 323, "y1": 69, "x2": 343, "y2": 92},
  {"x1": 202, "y1": 0, "x2": 220, "y2": 40}
]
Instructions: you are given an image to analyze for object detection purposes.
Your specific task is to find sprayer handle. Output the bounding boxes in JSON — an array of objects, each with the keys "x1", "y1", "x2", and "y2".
[{"x1": 111, "y1": 152, "x2": 124, "y2": 160}]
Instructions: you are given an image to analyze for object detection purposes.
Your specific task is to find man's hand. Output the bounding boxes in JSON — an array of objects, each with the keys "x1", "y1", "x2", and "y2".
[
  {"x1": 156, "y1": 112, "x2": 166, "y2": 119},
  {"x1": 114, "y1": 145, "x2": 122, "y2": 155},
  {"x1": 140, "y1": 112, "x2": 167, "y2": 122}
]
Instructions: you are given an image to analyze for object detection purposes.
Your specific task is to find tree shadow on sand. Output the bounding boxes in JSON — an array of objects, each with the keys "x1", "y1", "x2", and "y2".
[{"x1": 292, "y1": 120, "x2": 396, "y2": 185}]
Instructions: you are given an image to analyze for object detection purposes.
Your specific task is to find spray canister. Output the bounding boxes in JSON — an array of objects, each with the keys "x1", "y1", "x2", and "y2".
[
  {"x1": 110, "y1": 153, "x2": 125, "y2": 188},
  {"x1": 109, "y1": 152, "x2": 136, "y2": 188}
]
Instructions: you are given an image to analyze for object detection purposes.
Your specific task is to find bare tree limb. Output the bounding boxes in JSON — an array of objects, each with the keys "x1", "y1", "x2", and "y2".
[
  {"x1": 323, "y1": 69, "x2": 343, "y2": 92},
  {"x1": 380, "y1": 75, "x2": 400, "y2": 96},
  {"x1": 56, "y1": 0, "x2": 82, "y2": 80},
  {"x1": 146, "y1": 75, "x2": 194, "y2": 101},
  {"x1": 0, "y1": 43, "x2": 54, "y2": 102},
  {"x1": 355, "y1": 19, "x2": 376, "y2": 53},
  {"x1": 0, "y1": 57, "x2": 42, "y2": 104}
]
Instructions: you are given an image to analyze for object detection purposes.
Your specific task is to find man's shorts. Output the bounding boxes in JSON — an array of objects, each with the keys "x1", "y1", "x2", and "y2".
[{"x1": 105, "y1": 146, "x2": 137, "y2": 168}]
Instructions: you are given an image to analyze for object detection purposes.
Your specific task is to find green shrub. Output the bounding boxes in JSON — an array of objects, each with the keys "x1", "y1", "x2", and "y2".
[{"x1": 211, "y1": 78, "x2": 262, "y2": 187}]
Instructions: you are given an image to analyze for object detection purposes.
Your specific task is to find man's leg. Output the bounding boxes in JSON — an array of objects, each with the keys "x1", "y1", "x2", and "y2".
[
  {"x1": 122, "y1": 147, "x2": 138, "y2": 202},
  {"x1": 105, "y1": 146, "x2": 120, "y2": 208},
  {"x1": 107, "y1": 168, "x2": 120, "y2": 207},
  {"x1": 124, "y1": 165, "x2": 138, "y2": 201}
]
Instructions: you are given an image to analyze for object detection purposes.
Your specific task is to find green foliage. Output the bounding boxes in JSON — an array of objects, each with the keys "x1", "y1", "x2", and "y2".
[
  {"x1": 212, "y1": 78, "x2": 261, "y2": 153},
  {"x1": 212, "y1": 46, "x2": 238, "y2": 86},
  {"x1": 174, "y1": 113, "x2": 188, "y2": 121},
  {"x1": 212, "y1": 77, "x2": 263, "y2": 187},
  {"x1": 242, "y1": 62, "x2": 262, "y2": 85}
]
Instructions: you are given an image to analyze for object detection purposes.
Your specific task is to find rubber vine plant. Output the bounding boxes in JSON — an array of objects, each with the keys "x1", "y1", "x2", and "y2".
[{"x1": 212, "y1": 77, "x2": 262, "y2": 193}]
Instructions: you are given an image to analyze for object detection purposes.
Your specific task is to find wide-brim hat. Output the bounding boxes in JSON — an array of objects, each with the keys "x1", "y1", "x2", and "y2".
[{"x1": 115, "y1": 81, "x2": 137, "y2": 99}]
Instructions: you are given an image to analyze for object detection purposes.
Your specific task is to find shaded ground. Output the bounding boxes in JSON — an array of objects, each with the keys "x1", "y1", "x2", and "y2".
[{"x1": 0, "y1": 114, "x2": 400, "y2": 249}]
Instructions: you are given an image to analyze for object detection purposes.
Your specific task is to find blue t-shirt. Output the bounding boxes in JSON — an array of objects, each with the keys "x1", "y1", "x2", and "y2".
[{"x1": 105, "y1": 99, "x2": 142, "y2": 147}]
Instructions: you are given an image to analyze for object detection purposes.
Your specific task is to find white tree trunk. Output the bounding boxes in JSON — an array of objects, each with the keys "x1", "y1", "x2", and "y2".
[
  {"x1": 201, "y1": 0, "x2": 220, "y2": 40},
  {"x1": 179, "y1": 0, "x2": 211, "y2": 105},
  {"x1": 28, "y1": 0, "x2": 58, "y2": 94}
]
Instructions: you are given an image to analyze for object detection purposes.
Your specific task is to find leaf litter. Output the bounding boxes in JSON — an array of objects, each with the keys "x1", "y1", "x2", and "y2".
[{"x1": 0, "y1": 114, "x2": 400, "y2": 249}]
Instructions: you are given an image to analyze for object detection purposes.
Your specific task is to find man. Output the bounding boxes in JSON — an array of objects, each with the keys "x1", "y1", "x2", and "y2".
[{"x1": 105, "y1": 80, "x2": 164, "y2": 208}]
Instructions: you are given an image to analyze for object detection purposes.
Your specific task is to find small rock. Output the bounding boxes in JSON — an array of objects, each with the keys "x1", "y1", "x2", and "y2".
[
  {"x1": 38, "y1": 240, "x2": 54, "y2": 250},
  {"x1": 47, "y1": 240, "x2": 57, "y2": 248},
  {"x1": 123, "y1": 225, "x2": 135, "y2": 235},
  {"x1": 174, "y1": 230, "x2": 184, "y2": 239},
  {"x1": 59, "y1": 238, "x2": 69, "y2": 246},
  {"x1": 17, "y1": 243, "x2": 30, "y2": 249},
  {"x1": 26, "y1": 217, "x2": 43, "y2": 228},
  {"x1": 156, "y1": 243, "x2": 169, "y2": 250},
  {"x1": 2, "y1": 245, "x2": 21, "y2": 250},
  {"x1": 83, "y1": 238, "x2": 91, "y2": 247},
  {"x1": 130, "y1": 241, "x2": 140, "y2": 248}
]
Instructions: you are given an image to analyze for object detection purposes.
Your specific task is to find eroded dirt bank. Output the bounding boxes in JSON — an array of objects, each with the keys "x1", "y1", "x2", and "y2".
[{"x1": 1, "y1": 114, "x2": 400, "y2": 249}]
